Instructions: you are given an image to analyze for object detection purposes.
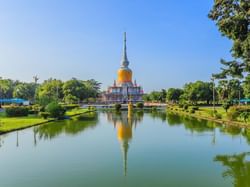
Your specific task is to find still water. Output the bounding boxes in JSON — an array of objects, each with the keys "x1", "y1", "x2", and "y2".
[{"x1": 0, "y1": 111, "x2": 250, "y2": 187}]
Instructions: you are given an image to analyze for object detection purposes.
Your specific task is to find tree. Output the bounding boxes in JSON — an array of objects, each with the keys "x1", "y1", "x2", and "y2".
[
  {"x1": 36, "y1": 78, "x2": 63, "y2": 105},
  {"x1": 166, "y1": 88, "x2": 184, "y2": 103},
  {"x1": 159, "y1": 89, "x2": 167, "y2": 103},
  {"x1": 182, "y1": 81, "x2": 213, "y2": 104},
  {"x1": 45, "y1": 102, "x2": 66, "y2": 119},
  {"x1": 0, "y1": 78, "x2": 17, "y2": 98},
  {"x1": 209, "y1": 0, "x2": 250, "y2": 69},
  {"x1": 63, "y1": 78, "x2": 87, "y2": 103},
  {"x1": 209, "y1": 0, "x2": 250, "y2": 87},
  {"x1": 242, "y1": 74, "x2": 250, "y2": 98},
  {"x1": 142, "y1": 94, "x2": 151, "y2": 102},
  {"x1": 13, "y1": 83, "x2": 37, "y2": 100},
  {"x1": 149, "y1": 91, "x2": 162, "y2": 102},
  {"x1": 82, "y1": 79, "x2": 101, "y2": 98}
]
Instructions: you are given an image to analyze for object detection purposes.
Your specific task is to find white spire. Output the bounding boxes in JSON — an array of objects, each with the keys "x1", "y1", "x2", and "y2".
[{"x1": 121, "y1": 32, "x2": 129, "y2": 68}]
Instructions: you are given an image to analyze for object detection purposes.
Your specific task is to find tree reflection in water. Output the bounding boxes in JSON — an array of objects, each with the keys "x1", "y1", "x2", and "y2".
[
  {"x1": 214, "y1": 152, "x2": 250, "y2": 187},
  {"x1": 34, "y1": 112, "x2": 98, "y2": 140}
]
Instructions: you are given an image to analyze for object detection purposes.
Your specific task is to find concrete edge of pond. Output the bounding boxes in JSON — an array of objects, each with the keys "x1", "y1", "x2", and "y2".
[{"x1": 0, "y1": 110, "x2": 97, "y2": 135}]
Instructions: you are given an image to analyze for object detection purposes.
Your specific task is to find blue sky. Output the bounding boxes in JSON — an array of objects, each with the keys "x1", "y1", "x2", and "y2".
[{"x1": 0, "y1": 0, "x2": 232, "y2": 92}]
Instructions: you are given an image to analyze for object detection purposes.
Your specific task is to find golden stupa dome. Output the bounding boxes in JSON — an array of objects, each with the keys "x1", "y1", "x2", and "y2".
[
  {"x1": 117, "y1": 68, "x2": 132, "y2": 83},
  {"x1": 117, "y1": 32, "x2": 133, "y2": 84}
]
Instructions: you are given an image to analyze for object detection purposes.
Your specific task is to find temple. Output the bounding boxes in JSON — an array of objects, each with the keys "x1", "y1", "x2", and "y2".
[{"x1": 102, "y1": 32, "x2": 143, "y2": 104}]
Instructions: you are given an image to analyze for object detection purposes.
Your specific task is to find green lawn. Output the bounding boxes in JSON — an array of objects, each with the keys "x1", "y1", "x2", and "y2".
[
  {"x1": 65, "y1": 108, "x2": 89, "y2": 116},
  {"x1": 0, "y1": 107, "x2": 94, "y2": 134},
  {"x1": 0, "y1": 115, "x2": 48, "y2": 133}
]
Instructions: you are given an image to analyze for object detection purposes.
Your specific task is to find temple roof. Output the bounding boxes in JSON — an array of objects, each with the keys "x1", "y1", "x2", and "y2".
[{"x1": 121, "y1": 32, "x2": 129, "y2": 68}]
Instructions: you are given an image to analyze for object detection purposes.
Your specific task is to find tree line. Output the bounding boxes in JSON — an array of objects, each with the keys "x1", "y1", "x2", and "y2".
[
  {"x1": 144, "y1": 79, "x2": 249, "y2": 105},
  {"x1": 0, "y1": 77, "x2": 101, "y2": 106}
]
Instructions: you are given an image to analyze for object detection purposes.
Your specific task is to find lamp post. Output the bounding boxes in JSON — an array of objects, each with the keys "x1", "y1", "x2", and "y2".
[
  {"x1": 211, "y1": 77, "x2": 215, "y2": 114},
  {"x1": 33, "y1": 75, "x2": 39, "y2": 104},
  {"x1": 238, "y1": 80, "x2": 241, "y2": 106}
]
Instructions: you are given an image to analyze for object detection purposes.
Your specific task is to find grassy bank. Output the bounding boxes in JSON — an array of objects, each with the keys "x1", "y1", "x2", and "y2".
[
  {"x1": 0, "y1": 115, "x2": 50, "y2": 133},
  {"x1": 0, "y1": 108, "x2": 94, "y2": 134},
  {"x1": 65, "y1": 108, "x2": 89, "y2": 116},
  {"x1": 167, "y1": 105, "x2": 250, "y2": 128}
]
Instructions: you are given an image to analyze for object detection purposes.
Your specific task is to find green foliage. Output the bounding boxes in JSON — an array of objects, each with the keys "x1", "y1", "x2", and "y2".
[
  {"x1": 62, "y1": 104, "x2": 80, "y2": 111},
  {"x1": 142, "y1": 94, "x2": 151, "y2": 102},
  {"x1": 5, "y1": 106, "x2": 29, "y2": 117},
  {"x1": 143, "y1": 89, "x2": 167, "y2": 103},
  {"x1": 0, "y1": 78, "x2": 19, "y2": 99},
  {"x1": 191, "y1": 106, "x2": 199, "y2": 111},
  {"x1": 39, "y1": 112, "x2": 50, "y2": 119},
  {"x1": 243, "y1": 74, "x2": 250, "y2": 98},
  {"x1": 182, "y1": 81, "x2": 213, "y2": 104},
  {"x1": 166, "y1": 88, "x2": 184, "y2": 103},
  {"x1": 63, "y1": 78, "x2": 86, "y2": 103},
  {"x1": 178, "y1": 103, "x2": 184, "y2": 108},
  {"x1": 45, "y1": 102, "x2": 66, "y2": 119},
  {"x1": 240, "y1": 111, "x2": 250, "y2": 122},
  {"x1": 136, "y1": 102, "x2": 144, "y2": 109},
  {"x1": 114, "y1": 103, "x2": 122, "y2": 111},
  {"x1": 227, "y1": 106, "x2": 250, "y2": 121},
  {"x1": 214, "y1": 112, "x2": 222, "y2": 119},
  {"x1": 190, "y1": 109, "x2": 195, "y2": 114},
  {"x1": 13, "y1": 83, "x2": 37, "y2": 101},
  {"x1": 151, "y1": 106, "x2": 157, "y2": 111},
  {"x1": 209, "y1": 0, "x2": 249, "y2": 63},
  {"x1": 222, "y1": 101, "x2": 232, "y2": 112},
  {"x1": 227, "y1": 107, "x2": 240, "y2": 120},
  {"x1": 217, "y1": 79, "x2": 243, "y2": 102},
  {"x1": 183, "y1": 104, "x2": 189, "y2": 110},
  {"x1": 36, "y1": 78, "x2": 63, "y2": 103},
  {"x1": 209, "y1": 0, "x2": 250, "y2": 88},
  {"x1": 82, "y1": 79, "x2": 102, "y2": 99},
  {"x1": 63, "y1": 94, "x2": 78, "y2": 104}
]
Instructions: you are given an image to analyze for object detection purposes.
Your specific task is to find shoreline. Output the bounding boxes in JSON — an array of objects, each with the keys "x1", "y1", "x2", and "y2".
[
  {"x1": 0, "y1": 109, "x2": 96, "y2": 135},
  {"x1": 167, "y1": 106, "x2": 249, "y2": 129}
]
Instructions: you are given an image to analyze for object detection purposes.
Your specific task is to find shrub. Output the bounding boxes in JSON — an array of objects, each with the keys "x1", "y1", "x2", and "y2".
[
  {"x1": 152, "y1": 106, "x2": 157, "y2": 111},
  {"x1": 39, "y1": 112, "x2": 50, "y2": 119},
  {"x1": 240, "y1": 112, "x2": 250, "y2": 122},
  {"x1": 222, "y1": 102, "x2": 232, "y2": 112},
  {"x1": 227, "y1": 106, "x2": 241, "y2": 121},
  {"x1": 136, "y1": 102, "x2": 144, "y2": 109},
  {"x1": 208, "y1": 109, "x2": 218, "y2": 117},
  {"x1": 183, "y1": 104, "x2": 189, "y2": 110},
  {"x1": 114, "y1": 104, "x2": 122, "y2": 111},
  {"x1": 45, "y1": 102, "x2": 66, "y2": 119},
  {"x1": 214, "y1": 112, "x2": 222, "y2": 119},
  {"x1": 63, "y1": 104, "x2": 80, "y2": 111},
  {"x1": 191, "y1": 106, "x2": 199, "y2": 111},
  {"x1": 178, "y1": 104, "x2": 184, "y2": 108},
  {"x1": 6, "y1": 107, "x2": 29, "y2": 117},
  {"x1": 190, "y1": 109, "x2": 195, "y2": 114}
]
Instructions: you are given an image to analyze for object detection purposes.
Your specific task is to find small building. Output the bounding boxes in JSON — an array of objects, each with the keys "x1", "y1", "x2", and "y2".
[
  {"x1": 102, "y1": 33, "x2": 144, "y2": 104},
  {"x1": 0, "y1": 98, "x2": 30, "y2": 106}
]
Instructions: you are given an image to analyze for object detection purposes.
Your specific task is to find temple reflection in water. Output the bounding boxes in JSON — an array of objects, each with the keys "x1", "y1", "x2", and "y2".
[{"x1": 106, "y1": 111, "x2": 143, "y2": 176}]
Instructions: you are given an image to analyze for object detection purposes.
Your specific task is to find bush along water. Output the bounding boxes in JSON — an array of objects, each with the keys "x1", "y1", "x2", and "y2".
[
  {"x1": 136, "y1": 102, "x2": 144, "y2": 109},
  {"x1": 6, "y1": 106, "x2": 29, "y2": 117},
  {"x1": 114, "y1": 104, "x2": 122, "y2": 111},
  {"x1": 45, "y1": 102, "x2": 66, "y2": 119}
]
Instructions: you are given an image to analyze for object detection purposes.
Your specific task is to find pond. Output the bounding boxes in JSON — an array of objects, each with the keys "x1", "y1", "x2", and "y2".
[{"x1": 0, "y1": 111, "x2": 250, "y2": 187}]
